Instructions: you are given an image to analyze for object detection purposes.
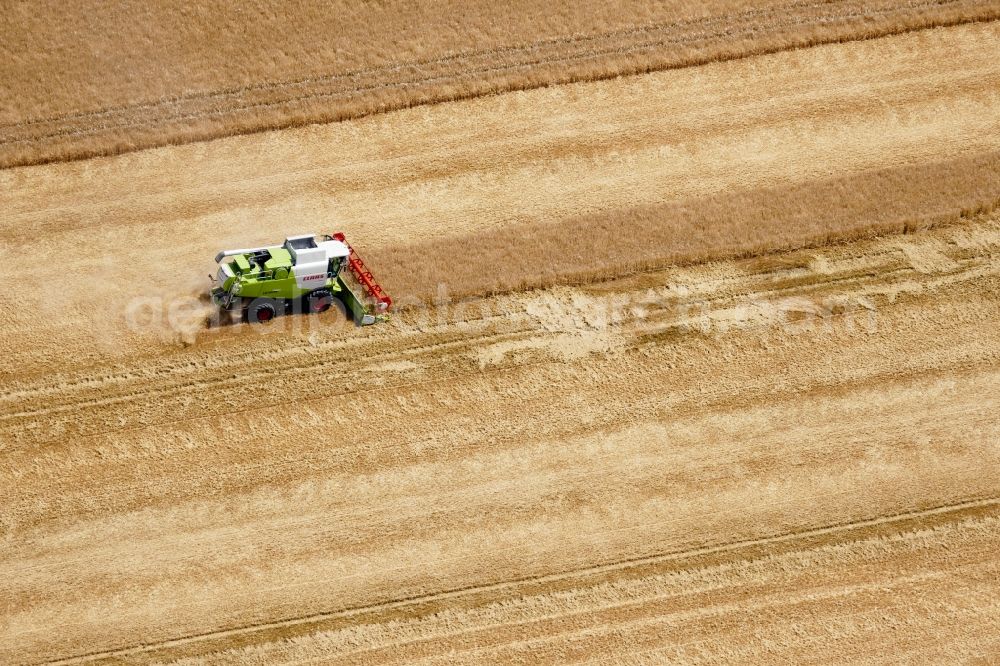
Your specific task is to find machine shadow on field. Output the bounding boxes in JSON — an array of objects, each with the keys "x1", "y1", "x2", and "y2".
[
  {"x1": 200, "y1": 296, "x2": 356, "y2": 334},
  {"x1": 125, "y1": 290, "x2": 356, "y2": 348}
]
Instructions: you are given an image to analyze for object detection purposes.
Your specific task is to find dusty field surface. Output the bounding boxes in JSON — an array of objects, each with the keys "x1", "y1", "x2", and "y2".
[
  {"x1": 1, "y1": 18, "x2": 999, "y2": 666},
  {"x1": 4, "y1": 212, "x2": 1000, "y2": 663},
  {"x1": 2, "y1": 0, "x2": 999, "y2": 167}
]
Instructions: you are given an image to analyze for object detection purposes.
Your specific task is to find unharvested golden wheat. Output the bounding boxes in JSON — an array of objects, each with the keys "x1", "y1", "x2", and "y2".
[
  {"x1": 1, "y1": 0, "x2": 998, "y2": 166},
  {"x1": 371, "y1": 152, "x2": 1000, "y2": 304}
]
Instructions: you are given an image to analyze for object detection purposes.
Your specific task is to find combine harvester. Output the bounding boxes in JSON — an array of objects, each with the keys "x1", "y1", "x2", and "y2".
[{"x1": 210, "y1": 233, "x2": 392, "y2": 325}]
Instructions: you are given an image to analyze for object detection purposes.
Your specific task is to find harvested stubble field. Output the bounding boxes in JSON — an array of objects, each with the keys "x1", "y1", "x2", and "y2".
[{"x1": 2, "y1": 9, "x2": 1000, "y2": 666}]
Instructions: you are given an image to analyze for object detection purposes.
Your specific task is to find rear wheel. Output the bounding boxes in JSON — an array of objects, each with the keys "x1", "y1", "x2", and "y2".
[
  {"x1": 247, "y1": 298, "x2": 279, "y2": 324},
  {"x1": 305, "y1": 289, "x2": 334, "y2": 314}
]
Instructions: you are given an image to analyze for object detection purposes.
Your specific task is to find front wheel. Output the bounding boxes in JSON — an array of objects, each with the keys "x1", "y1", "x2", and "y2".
[{"x1": 305, "y1": 289, "x2": 334, "y2": 314}]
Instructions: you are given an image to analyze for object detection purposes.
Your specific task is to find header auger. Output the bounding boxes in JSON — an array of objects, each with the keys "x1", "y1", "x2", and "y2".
[{"x1": 210, "y1": 233, "x2": 392, "y2": 325}]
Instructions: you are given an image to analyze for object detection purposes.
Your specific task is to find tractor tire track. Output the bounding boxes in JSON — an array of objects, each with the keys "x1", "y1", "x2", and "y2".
[{"x1": 39, "y1": 496, "x2": 1000, "y2": 665}]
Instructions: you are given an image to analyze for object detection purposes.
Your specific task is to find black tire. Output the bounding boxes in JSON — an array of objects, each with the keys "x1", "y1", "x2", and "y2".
[
  {"x1": 247, "y1": 298, "x2": 279, "y2": 324},
  {"x1": 305, "y1": 289, "x2": 334, "y2": 314}
]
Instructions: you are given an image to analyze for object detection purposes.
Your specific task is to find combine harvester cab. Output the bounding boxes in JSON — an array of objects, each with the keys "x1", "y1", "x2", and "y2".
[{"x1": 210, "y1": 233, "x2": 392, "y2": 325}]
